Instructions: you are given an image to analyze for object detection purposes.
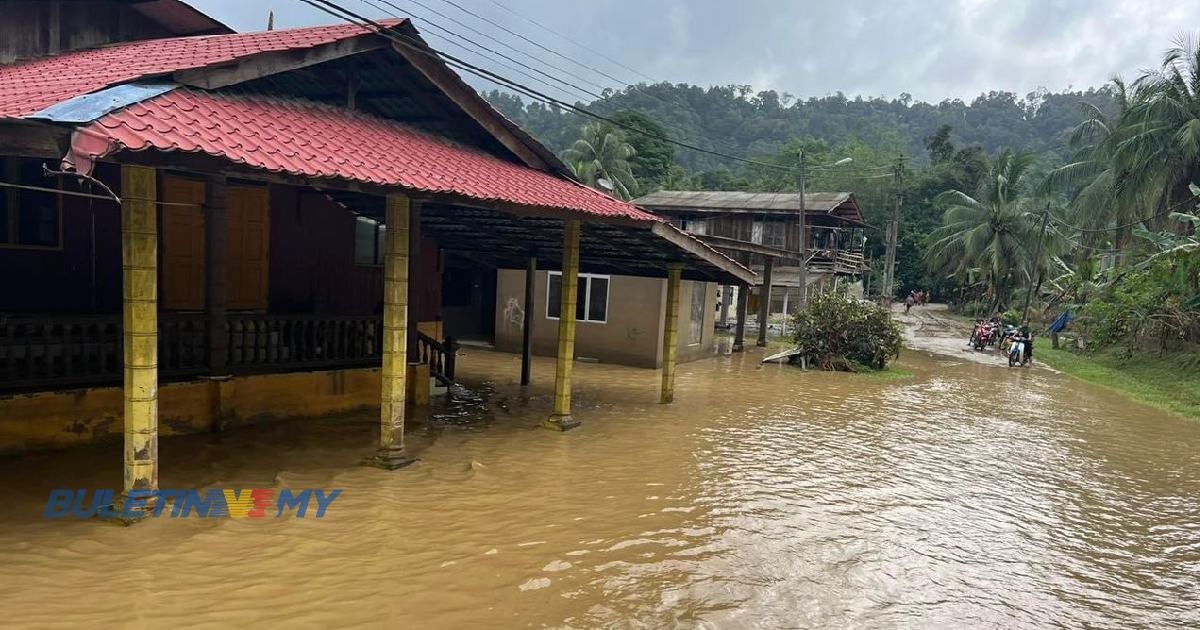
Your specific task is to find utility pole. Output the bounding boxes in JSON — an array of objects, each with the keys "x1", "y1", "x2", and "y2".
[
  {"x1": 797, "y1": 151, "x2": 808, "y2": 311},
  {"x1": 1022, "y1": 204, "x2": 1051, "y2": 322},
  {"x1": 882, "y1": 156, "x2": 904, "y2": 305}
]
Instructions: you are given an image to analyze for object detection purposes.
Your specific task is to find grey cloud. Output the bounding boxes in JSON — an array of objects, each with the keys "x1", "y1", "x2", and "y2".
[{"x1": 191, "y1": 0, "x2": 1199, "y2": 102}]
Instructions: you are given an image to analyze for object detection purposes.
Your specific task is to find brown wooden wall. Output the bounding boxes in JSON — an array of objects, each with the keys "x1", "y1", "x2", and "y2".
[
  {"x1": 0, "y1": 165, "x2": 440, "y2": 318},
  {"x1": 266, "y1": 186, "x2": 441, "y2": 317},
  {"x1": 0, "y1": 0, "x2": 177, "y2": 64},
  {"x1": 0, "y1": 162, "x2": 123, "y2": 314},
  {"x1": 267, "y1": 186, "x2": 382, "y2": 315}
]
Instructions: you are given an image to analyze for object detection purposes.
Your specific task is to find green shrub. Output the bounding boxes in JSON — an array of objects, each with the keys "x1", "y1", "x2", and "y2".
[
  {"x1": 1075, "y1": 249, "x2": 1200, "y2": 352},
  {"x1": 1001, "y1": 308, "x2": 1023, "y2": 326},
  {"x1": 791, "y1": 292, "x2": 903, "y2": 371}
]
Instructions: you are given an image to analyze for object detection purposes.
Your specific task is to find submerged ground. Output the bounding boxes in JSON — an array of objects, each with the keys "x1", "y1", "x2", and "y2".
[{"x1": 1, "y1": 309, "x2": 1198, "y2": 628}]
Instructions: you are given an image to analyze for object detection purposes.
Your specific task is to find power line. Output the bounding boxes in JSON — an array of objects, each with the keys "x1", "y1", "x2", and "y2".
[
  {"x1": 372, "y1": 0, "x2": 611, "y2": 94},
  {"x1": 480, "y1": 0, "x2": 653, "y2": 83},
  {"x1": 362, "y1": 0, "x2": 832, "y2": 171},
  {"x1": 416, "y1": 31, "x2": 587, "y2": 102},
  {"x1": 428, "y1": 0, "x2": 631, "y2": 88},
  {"x1": 358, "y1": 0, "x2": 603, "y2": 102},
  {"x1": 300, "y1": 0, "x2": 814, "y2": 173},
  {"x1": 307, "y1": 0, "x2": 915, "y2": 183}
]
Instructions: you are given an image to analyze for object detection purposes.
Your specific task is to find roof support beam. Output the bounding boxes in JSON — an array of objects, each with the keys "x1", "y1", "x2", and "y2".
[
  {"x1": 652, "y1": 223, "x2": 758, "y2": 285},
  {"x1": 174, "y1": 36, "x2": 386, "y2": 90},
  {"x1": 694, "y1": 234, "x2": 795, "y2": 260},
  {"x1": 389, "y1": 39, "x2": 557, "y2": 174}
]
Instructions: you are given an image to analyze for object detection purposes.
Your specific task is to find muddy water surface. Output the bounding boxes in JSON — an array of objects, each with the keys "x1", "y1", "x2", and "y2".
[{"x1": 1, "y1": 317, "x2": 1199, "y2": 628}]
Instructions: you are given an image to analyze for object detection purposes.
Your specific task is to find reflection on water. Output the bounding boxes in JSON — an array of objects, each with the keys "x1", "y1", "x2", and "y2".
[{"x1": 1, "y1": 345, "x2": 1198, "y2": 628}]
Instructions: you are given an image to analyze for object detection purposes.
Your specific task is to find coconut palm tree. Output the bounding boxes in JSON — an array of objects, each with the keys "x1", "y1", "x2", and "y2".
[
  {"x1": 561, "y1": 123, "x2": 638, "y2": 200},
  {"x1": 1040, "y1": 79, "x2": 1136, "y2": 245},
  {"x1": 926, "y1": 149, "x2": 1041, "y2": 311},
  {"x1": 1114, "y1": 36, "x2": 1200, "y2": 223}
]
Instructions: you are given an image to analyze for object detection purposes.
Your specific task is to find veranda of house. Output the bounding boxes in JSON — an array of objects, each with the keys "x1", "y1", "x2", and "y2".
[{"x1": 0, "y1": 9, "x2": 755, "y2": 509}]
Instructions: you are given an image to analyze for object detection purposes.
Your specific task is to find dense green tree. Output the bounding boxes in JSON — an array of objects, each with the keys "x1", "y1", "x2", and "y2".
[
  {"x1": 924, "y1": 125, "x2": 955, "y2": 164},
  {"x1": 486, "y1": 84, "x2": 1116, "y2": 173}
]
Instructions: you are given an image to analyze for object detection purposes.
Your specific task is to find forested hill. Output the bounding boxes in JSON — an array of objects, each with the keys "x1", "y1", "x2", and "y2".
[{"x1": 483, "y1": 84, "x2": 1116, "y2": 172}]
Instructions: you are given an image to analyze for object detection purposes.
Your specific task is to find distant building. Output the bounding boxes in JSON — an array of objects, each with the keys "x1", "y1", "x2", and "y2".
[{"x1": 634, "y1": 190, "x2": 872, "y2": 344}]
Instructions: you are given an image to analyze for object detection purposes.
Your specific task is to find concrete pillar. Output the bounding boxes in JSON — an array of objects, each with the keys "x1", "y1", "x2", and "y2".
[
  {"x1": 756, "y1": 257, "x2": 774, "y2": 347},
  {"x1": 204, "y1": 174, "x2": 228, "y2": 376},
  {"x1": 520, "y1": 255, "x2": 536, "y2": 386},
  {"x1": 660, "y1": 263, "x2": 683, "y2": 403},
  {"x1": 544, "y1": 220, "x2": 581, "y2": 431},
  {"x1": 367, "y1": 193, "x2": 415, "y2": 469},
  {"x1": 733, "y1": 285, "x2": 748, "y2": 352},
  {"x1": 120, "y1": 165, "x2": 159, "y2": 513}
]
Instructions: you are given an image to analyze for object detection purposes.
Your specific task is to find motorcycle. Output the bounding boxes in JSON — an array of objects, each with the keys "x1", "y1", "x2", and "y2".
[
  {"x1": 969, "y1": 321, "x2": 996, "y2": 351},
  {"x1": 1007, "y1": 335, "x2": 1031, "y2": 367},
  {"x1": 974, "y1": 323, "x2": 998, "y2": 351},
  {"x1": 998, "y1": 326, "x2": 1018, "y2": 354}
]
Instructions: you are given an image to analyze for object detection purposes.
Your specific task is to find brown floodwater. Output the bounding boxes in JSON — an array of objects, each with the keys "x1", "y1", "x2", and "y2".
[{"x1": 1, "y1": 312, "x2": 1198, "y2": 628}]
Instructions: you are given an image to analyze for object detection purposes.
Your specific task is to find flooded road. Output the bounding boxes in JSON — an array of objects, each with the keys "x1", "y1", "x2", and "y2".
[{"x1": 2, "y1": 310, "x2": 1199, "y2": 628}]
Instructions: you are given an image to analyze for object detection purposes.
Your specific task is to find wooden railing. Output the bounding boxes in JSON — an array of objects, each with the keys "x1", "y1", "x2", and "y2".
[
  {"x1": 807, "y1": 249, "x2": 868, "y2": 275},
  {"x1": 0, "y1": 314, "x2": 208, "y2": 391},
  {"x1": 161, "y1": 313, "x2": 209, "y2": 379},
  {"x1": 226, "y1": 314, "x2": 383, "y2": 373},
  {"x1": 0, "y1": 315, "x2": 123, "y2": 391},
  {"x1": 835, "y1": 251, "x2": 868, "y2": 273},
  {"x1": 415, "y1": 331, "x2": 457, "y2": 387},
  {"x1": 0, "y1": 313, "x2": 462, "y2": 392}
]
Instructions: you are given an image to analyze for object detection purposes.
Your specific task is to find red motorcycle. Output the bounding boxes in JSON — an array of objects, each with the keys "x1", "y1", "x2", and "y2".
[{"x1": 970, "y1": 321, "x2": 998, "y2": 351}]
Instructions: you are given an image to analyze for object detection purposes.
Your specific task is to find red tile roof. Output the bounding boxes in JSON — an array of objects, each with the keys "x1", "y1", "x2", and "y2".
[
  {"x1": 0, "y1": 21, "x2": 399, "y2": 118},
  {"x1": 68, "y1": 89, "x2": 657, "y2": 221}
]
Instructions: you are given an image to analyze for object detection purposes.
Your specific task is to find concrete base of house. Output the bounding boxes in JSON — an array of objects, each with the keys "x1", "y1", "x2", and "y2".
[
  {"x1": 0, "y1": 367, "x2": 386, "y2": 454},
  {"x1": 541, "y1": 414, "x2": 580, "y2": 432}
]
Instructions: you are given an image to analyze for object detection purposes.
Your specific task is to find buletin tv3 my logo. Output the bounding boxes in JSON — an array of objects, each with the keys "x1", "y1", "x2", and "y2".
[{"x1": 44, "y1": 489, "x2": 342, "y2": 519}]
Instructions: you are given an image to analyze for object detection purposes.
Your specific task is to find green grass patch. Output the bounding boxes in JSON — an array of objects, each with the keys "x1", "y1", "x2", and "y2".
[{"x1": 1038, "y1": 346, "x2": 1200, "y2": 420}]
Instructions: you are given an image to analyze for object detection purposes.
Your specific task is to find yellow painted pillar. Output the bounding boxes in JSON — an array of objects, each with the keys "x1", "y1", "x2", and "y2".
[
  {"x1": 660, "y1": 263, "x2": 683, "y2": 403},
  {"x1": 543, "y1": 220, "x2": 581, "y2": 431},
  {"x1": 120, "y1": 165, "x2": 159, "y2": 515},
  {"x1": 367, "y1": 193, "x2": 415, "y2": 469}
]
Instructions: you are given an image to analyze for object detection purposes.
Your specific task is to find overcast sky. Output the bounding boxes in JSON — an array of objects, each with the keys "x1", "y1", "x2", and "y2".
[{"x1": 191, "y1": 0, "x2": 1199, "y2": 103}]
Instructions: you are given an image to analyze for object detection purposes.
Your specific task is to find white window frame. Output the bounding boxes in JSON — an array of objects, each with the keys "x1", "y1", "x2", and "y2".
[{"x1": 545, "y1": 271, "x2": 610, "y2": 324}]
